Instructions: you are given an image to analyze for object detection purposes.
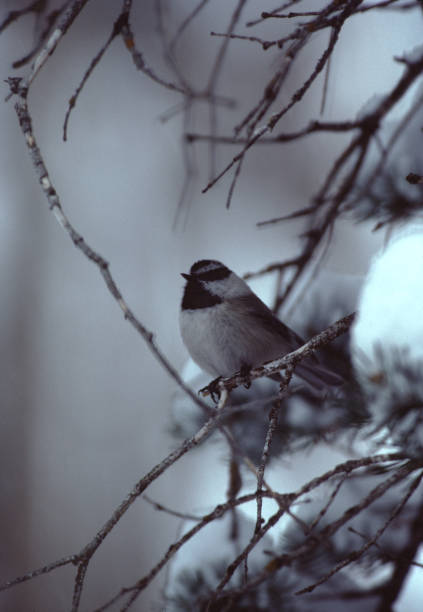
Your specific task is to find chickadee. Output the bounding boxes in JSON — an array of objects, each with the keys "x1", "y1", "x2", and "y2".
[{"x1": 180, "y1": 259, "x2": 343, "y2": 390}]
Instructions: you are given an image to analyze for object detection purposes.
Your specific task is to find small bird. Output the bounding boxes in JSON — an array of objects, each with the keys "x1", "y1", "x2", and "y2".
[{"x1": 180, "y1": 259, "x2": 343, "y2": 391}]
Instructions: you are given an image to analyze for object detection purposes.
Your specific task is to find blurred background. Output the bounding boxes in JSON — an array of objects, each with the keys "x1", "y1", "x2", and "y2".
[{"x1": 0, "y1": 1, "x2": 422, "y2": 609}]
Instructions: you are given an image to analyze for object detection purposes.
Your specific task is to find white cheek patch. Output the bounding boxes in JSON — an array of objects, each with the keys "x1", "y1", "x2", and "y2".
[{"x1": 204, "y1": 274, "x2": 250, "y2": 299}]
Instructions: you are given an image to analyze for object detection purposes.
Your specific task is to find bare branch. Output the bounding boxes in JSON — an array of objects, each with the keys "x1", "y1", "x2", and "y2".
[
  {"x1": 72, "y1": 391, "x2": 229, "y2": 611},
  {"x1": 0, "y1": 554, "x2": 76, "y2": 593},
  {"x1": 9, "y1": 80, "x2": 214, "y2": 424},
  {"x1": 0, "y1": 0, "x2": 47, "y2": 35},
  {"x1": 26, "y1": 0, "x2": 90, "y2": 87},
  {"x1": 246, "y1": 1, "x2": 303, "y2": 27},
  {"x1": 214, "y1": 460, "x2": 417, "y2": 605},
  {"x1": 375, "y1": 487, "x2": 423, "y2": 610},
  {"x1": 122, "y1": 3, "x2": 186, "y2": 95},
  {"x1": 202, "y1": 1, "x2": 361, "y2": 194},
  {"x1": 63, "y1": 2, "x2": 129, "y2": 140},
  {"x1": 296, "y1": 468, "x2": 423, "y2": 595},
  {"x1": 95, "y1": 489, "x2": 284, "y2": 611},
  {"x1": 143, "y1": 495, "x2": 204, "y2": 522},
  {"x1": 254, "y1": 393, "x2": 283, "y2": 533}
]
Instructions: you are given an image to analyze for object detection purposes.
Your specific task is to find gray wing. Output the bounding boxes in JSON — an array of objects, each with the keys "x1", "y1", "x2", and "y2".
[
  {"x1": 229, "y1": 293, "x2": 343, "y2": 389},
  {"x1": 229, "y1": 293, "x2": 309, "y2": 353}
]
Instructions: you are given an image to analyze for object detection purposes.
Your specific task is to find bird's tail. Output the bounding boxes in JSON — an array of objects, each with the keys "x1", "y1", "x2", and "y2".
[{"x1": 295, "y1": 362, "x2": 344, "y2": 391}]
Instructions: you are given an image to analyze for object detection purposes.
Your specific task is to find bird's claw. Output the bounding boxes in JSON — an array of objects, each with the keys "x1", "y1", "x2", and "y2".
[
  {"x1": 199, "y1": 366, "x2": 251, "y2": 402},
  {"x1": 240, "y1": 364, "x2": 252, "y2": 389},
  {"x1": 199, "y1": 376, "x2": 223, "y2": 403}
]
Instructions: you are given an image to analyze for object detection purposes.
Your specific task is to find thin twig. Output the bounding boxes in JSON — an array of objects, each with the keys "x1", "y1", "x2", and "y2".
[
  {"x1": 90, "y1": 453, "x2": 407, "y2": 610},
  {"x1": 143, "y1": 495, "x2": 204, "y2": 522},
  {"x1": 63, "y1": 1, "x2": 128, "y2": 140},
  {"x1": 295, "y1": 468, "x2": 423, "y2": 595},
  {"x1": 212, "y1": 460, "x2": 415, "y2": 605},
  {"x1": 254, "y1": 375, "x2": 292, "y2": 535},
  {"x1": 0, "y1": 554, "x2": 76, "y2": 593}
]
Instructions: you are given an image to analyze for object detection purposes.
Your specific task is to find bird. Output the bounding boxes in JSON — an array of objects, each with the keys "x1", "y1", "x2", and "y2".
[{"x1": 179, "y1": 259, "x2": 343, "y2": 391}]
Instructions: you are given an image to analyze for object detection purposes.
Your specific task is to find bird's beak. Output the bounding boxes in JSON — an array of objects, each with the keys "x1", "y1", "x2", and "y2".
[{"x1": 181, "y1": 273, "x2": 193, "y2": 280}]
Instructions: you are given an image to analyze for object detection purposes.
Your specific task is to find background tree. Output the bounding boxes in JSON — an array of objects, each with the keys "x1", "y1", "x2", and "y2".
[{"x1": 0, "y1": 1, "x2": 422, "y2": 610}]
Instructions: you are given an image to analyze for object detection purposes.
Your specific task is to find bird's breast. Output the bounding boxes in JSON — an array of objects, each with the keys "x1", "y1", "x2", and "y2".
[{"x1": 180, "y1": 303, "x2": 246, "y2": 377}]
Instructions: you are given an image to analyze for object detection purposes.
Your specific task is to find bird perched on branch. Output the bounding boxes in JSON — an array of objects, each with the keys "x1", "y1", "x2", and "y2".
[{"x1": 180, "y1": 259, "x2": 343, "y2": 391}]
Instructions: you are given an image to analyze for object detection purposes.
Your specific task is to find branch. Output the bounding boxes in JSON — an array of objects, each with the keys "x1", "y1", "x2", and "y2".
[
  {"x1": 95, "y1": 488, "x2": 292, "y2": 612},
  {"x1": 121, "y1": 0, "x2": 187, "y2": 95},
  {"x1": 0, "y1": 390, "x2": 230, "y2": 609},
  {"x1": 143, "y1": 495, "x2": 204, "y2": 522},
  {"x1": 63, "y1": 1, "x2": 130, "y2": 140},
  {"x1": 212, "y1": 459, "x2": 417, "y2": 606},
  {"x1": 0, "y1": 0, "x2": 48, "y2": 35},
  {"x1": 6, "y1": 31, "x2": 241, "y2": 610},
  {"x1": 375, "y1": 481, "x2": 423, "y2": 610},
  {"x1": 296, "y1": 468, "x2": 423, "y2": 595},
  {"x1": 19, "y1": 0, "x2": 90, "y2": 88},
  {"x1": 0, "y1": 554, "x2": 76, "y2": 593},
  {"x1": 72, "y1": 390, "x2": 229, "y2": 610},
  {"x1": 8, "y1": 78, "x2": 212, "y2": 426},
  {"x1": 72, "y1": 452, "x2": 408, "y2": 611}
]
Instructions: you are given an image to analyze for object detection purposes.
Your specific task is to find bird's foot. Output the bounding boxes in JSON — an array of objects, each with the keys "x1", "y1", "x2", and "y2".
[
  {"x1": 199, "y1": 376, "x2": 222, "y2": 403},
  {"x1": 240, "y1": 364, "x2": 252, "y2": 389}
]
